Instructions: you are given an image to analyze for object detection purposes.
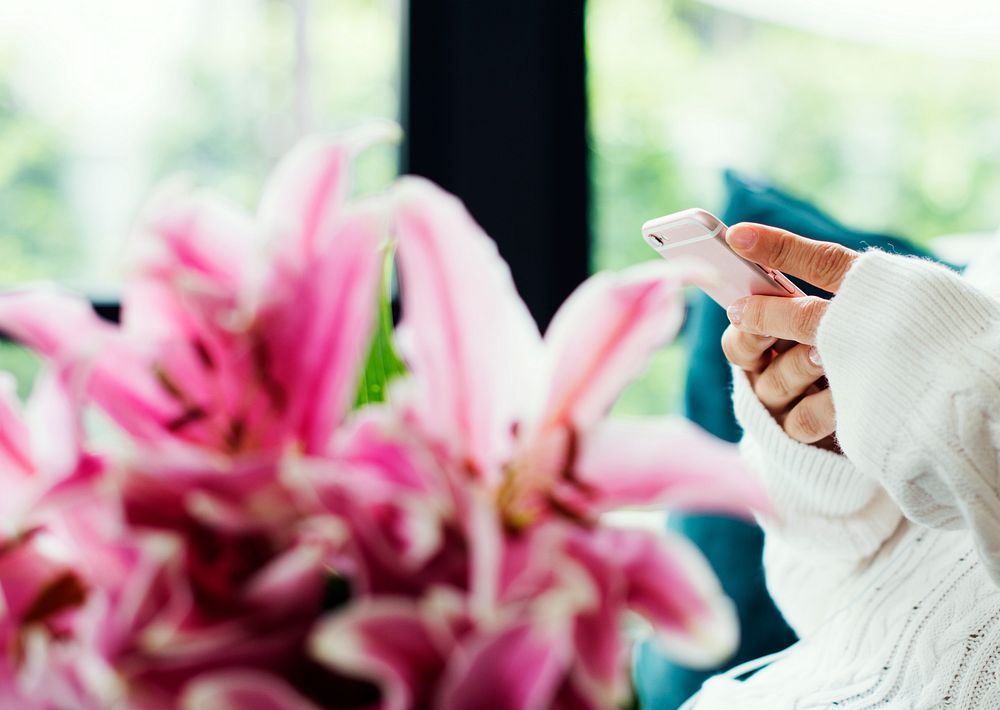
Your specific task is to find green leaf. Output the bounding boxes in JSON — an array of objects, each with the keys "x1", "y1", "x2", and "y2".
[{"x1": 354, "y1": 247, "x2": 407, "y2": 408}]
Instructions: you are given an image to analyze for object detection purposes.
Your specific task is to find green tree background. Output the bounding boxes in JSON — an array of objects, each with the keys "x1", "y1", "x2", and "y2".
[{"x1": 3, "y1": 0, "x2": 1000, "y2": 409}]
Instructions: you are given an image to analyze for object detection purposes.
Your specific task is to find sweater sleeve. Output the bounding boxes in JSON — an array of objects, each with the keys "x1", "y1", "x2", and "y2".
[
  {"x1": 731, "y1": 366, "x2": 902, "y2": 634},
  {"x1": 817, "y1": 251, "x2": 1000, "y2": 585}
]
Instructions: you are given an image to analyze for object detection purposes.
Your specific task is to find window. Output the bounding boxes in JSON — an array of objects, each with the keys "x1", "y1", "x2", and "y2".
[
  {"x1": 588, "y1": 0, "x2": 1000, "y2": 415},
  {"x1": 0, "y1": 0, "x2": 401, "y2": 290},
  {"x1": 0, "y1": 0, "x2": 401, "y2": 391}
]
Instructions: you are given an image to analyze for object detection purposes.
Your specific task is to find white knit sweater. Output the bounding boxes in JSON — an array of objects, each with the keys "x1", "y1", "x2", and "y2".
[{"x1": 686, "y1": 248, "x2": 1000, "y2": 709}]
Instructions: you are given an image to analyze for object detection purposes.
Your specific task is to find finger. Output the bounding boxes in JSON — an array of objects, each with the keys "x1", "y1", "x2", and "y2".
[
  {"x1": 728, "y1": 295, "x2": 828, "y2": 344},
  {"x1": 726, "y1": 223, "x2": 858, "y2": 293},
  {"x1": 721, "y1": 325, "x2": 776, "y2": 373},
  {"x1": 754, "y1": 343, "x2": 824, "y2": 413},
  {"x1": 783, "y1": 388, "x2": 837, "y2": 444}
]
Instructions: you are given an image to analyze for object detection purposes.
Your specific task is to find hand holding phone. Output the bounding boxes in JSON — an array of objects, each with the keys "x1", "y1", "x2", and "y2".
[
  {"x1": 649, "y1": 215, "x2": 860, "y2": 448},
  {"x1": 641, "y1": 208, "x2": 804, "y2": 308}
]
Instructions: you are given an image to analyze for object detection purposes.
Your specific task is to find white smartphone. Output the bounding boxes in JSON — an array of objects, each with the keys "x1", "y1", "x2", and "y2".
[{"x1": 642, "y1": 208, "x2": 804, "y2": 308}]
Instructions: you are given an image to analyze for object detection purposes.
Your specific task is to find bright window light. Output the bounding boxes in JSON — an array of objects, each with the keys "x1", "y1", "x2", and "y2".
[
  {"x1": 701, "y1": 0, "x2": 1000, "y2": 56},
  {"x1": 0, "y1": 0, "x2": 400, "y2": 291}
]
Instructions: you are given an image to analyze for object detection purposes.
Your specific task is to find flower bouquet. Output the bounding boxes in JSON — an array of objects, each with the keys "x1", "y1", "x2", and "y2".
[{"x1": 0, "y1": 128, "x2": 765, "y2": 709}]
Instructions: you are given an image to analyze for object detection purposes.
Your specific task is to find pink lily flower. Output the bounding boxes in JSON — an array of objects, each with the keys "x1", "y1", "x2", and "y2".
[
  {"x1": 0, "y1": 133, "x2": 386, "y2": 459},
  {"x1": 0, "y1": 370, "x2": 97, "y2": 649},
  {"x1": 0, "y1": 367, "x2": 137, "y2": 709},
  {"x1": 389, "y1": 178, "x2": 763, "y2": 523},
  {"x1": 309, "y1": 178, "x2": 769, "y2": 709},
  {"x1": 0, "y1": 128, "x2": 768, "y2": 709},
  {"x1": 306, "y1": 410, "x2": 470, "y2": 600},
  {"x1": 0, "y1": 131, "x2": 395, "y2": 707},
  {"x1": 0, "y1": 367, "x2": 216, "y2": 710}
]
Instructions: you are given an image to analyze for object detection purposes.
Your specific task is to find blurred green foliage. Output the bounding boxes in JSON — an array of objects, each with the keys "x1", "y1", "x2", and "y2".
[
  {"x1": 0, "y1": 70, "x2": 77, "y2": 283},
  {"x1": 588, "y1": 0, "x2": 1000, "y2": 273},
  {"x1": 611, "y1": 338, "x2": 687, "y2": 417},
  {"x1": 151, "y1": 0, "x2": 400, "y2": 210},
  {"x1": 0, "y1": 0, "x2": 399, "y2": 290},
  {"x1": 589, "y1": 0, "x2": 1000, "y2": 415},
  {"x1": 0, "y1": 341, "x2": 41, "y2": 401},
  {"x1": 355, "y1": 251, "x2": 407, "y2": 408}
]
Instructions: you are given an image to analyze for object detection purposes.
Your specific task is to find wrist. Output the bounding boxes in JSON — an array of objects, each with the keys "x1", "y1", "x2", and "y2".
[{"x1": 732, "y1": 366, "x2": 901, "y2": 558}]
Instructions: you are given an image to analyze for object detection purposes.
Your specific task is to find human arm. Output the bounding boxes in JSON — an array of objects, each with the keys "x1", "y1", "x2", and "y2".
[{"x1": 726, "y1": 224, "x2": 1000, "y2": 585}]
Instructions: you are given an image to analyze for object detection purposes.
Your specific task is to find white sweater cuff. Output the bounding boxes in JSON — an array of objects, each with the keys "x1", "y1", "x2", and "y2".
[
  {"x1": 817, "y1": 251, "x2": 1000, "y2": 483},
  {"x1": 732, "y1": 367, "x2": 901, "y2": 559}
]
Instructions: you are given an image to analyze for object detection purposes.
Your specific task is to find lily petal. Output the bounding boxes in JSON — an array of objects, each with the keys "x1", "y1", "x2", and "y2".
[
  {"x1": 601, "y1": 528, "x2": 738, "y2": 669},
  {"x1": 258, "y1": 204, "x2": 385, "y2": 454},
  {"x1": 392, "y1": 177, "x2": 542, "y2": 480},
  {"x1": 259, "y1": 124, "x2": 401, "y2": 261},
  {"x1": 0, "y1": 532, "x2": 83, "y2": 624},
  {"x1": 259, "y1": 138, "x2": 350, "y2": 260},
  {"x1": 133, "y1": 186, "x2": 263, "y2": 323},
  {"x1": 333, "y1": 411, "x2": 437, "y2": 494},
  {"x1": 466, "y1": 486, "x2": 503, "y2": 620},
  {"x1": 0, "y1": 288, "x2": 111, "y2": 362},
  {"x1": 571, "y1": 417, "x2": 770, "y2": 517},
  {"x1": 538, "y1": 261, "x2": 688, "y2": 431},
  {"x1": 437, "y1": 622, "x2": 571, "y2": 710},
  {"x1": 310, "y1": 598, "x2": 445, "y2": 710},
  {"x1": 0, "y1": 288, "x2": 185, "y2": 443},
  {"x1": 0, "y1": 372, "x2": 31, "y2": 477},
  {"x1": 242, "y1": 526, "x2": 340, "y2": 616},
  {"x1": 558, "y1": 529, "x2": 629, "y2": 701},
  {"x1": 25, "y1": 368, "x2": 82, "y2": 482},
  {"x1": 180, "y1": 670, "x2": 322, "y2": 710}
]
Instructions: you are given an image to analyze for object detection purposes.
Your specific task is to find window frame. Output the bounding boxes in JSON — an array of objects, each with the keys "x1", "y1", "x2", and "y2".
[{"x1": 402, "y1": 0, "x2": 591, "y2": 328}]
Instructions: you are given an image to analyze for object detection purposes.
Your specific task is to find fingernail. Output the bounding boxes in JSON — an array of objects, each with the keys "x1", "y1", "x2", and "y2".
[
  {"x1": 727, "y1": 226, "x2": 757, "y2": 250},
  {"x1": 808, "y1": 346, "x2": 823, "y2": 367},
  {"x1": 727, "y1": 299, "x2": 746, "y2": 326}
]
